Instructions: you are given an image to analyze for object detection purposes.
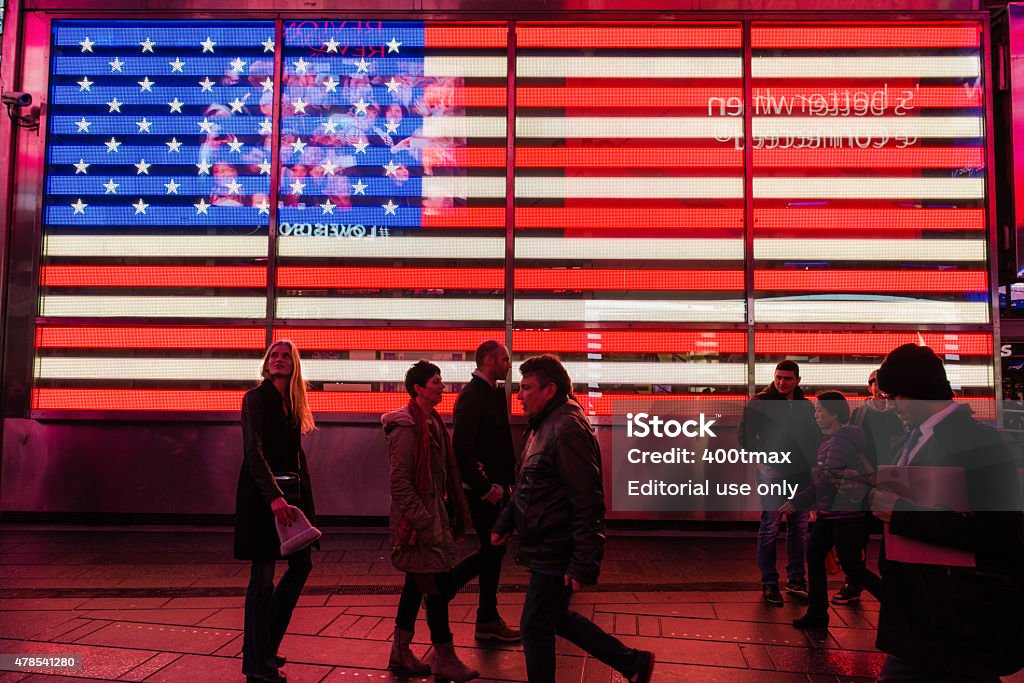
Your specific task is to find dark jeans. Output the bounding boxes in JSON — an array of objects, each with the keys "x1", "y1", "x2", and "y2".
[
  {"x1": 806, "y1": 516, "x2": 881, "y2": 618},
  {"x1": 242, "y1": 548, "x2": 313, "y2": 677},
  {"x1": 521, "y1": 572, "x2": 644, "y2": 683},
  {"x1": 757, "y1": 466, "x2": 809, "y2": 585},
  {"x1": 466, "y1": 492, "x2": 506, "y2": 622},
  {"x1": 394, "y1": 525, "x2": 491, "y2": 643},
  {"x1": 877, "y1": 654, "x2": 1000, "y2": 683}
]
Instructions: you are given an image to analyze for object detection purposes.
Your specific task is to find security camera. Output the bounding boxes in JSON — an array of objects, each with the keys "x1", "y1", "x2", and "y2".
[{"x1": 2, "y1": 92, "x2": 32, "y2": 108}]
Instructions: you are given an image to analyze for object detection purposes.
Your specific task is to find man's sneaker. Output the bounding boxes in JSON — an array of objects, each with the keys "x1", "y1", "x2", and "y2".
[
  {"x1": 762, "y1": 584, "x2": 784, "y2": 606},
  {"x1": 474, "y1": 617, "x2": 520, "y2": 642},
  {"x1": 831, "y1": 583, "x2": 862, "y2": 605},
  {"x1": 785, "y1": 579, "x2": 809, "y2": 600},
  {"x1": 628, "y1": 650, "x2": 655, "y2": 683}
]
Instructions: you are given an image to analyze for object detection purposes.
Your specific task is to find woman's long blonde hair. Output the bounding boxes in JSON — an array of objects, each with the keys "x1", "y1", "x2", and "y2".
[{"x1": 260, "y1": 340, "x2": 316, "y2": 434}]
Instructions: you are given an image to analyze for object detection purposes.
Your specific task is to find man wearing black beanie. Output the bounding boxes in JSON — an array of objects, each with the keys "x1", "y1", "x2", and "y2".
[{"x1": 865, "y1": 344, "x2": 1024, "y2": 681}]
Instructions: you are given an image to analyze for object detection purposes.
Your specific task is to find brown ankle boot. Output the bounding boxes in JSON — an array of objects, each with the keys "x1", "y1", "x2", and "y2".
[
  {"x1": 388, "y1": 627, "x2": 430, "y2": 674},
  {"x1": 430, "y1": 640, "x2": 478, "y2": 682}
]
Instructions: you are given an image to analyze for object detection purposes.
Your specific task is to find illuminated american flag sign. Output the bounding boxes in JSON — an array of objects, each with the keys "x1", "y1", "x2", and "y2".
[{"x1": 31, "y1": 19, "x2": 996, "y2": 416}]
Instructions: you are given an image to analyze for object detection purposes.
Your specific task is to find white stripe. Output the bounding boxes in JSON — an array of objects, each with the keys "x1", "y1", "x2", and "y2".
[
  {"x1": 516, "y1": 117, "x2": 742, "y2": 139},
  {"x1": 279, "y1": 236, "x2": 744, "y2": 261},
  {"x1": 35, "y1": 357, "x2": 748, "y2": 384},
  {"x1": 279, "y1": 235, "x2": 504, "y2": 259},
  {"x1": 517, "y1": 238, "x2": 744, "y2": 261},
  {"x1": 753, "y1": 56, "x2": 980, "y2": 79},
  {"x1": 423, "y1": 56, "x2": 506, "y2": 78},
  {"x1": 755, "y1": 300, "x2": 989, "y2": 324},
  {"x1": 516, "y1": 177, "x2": 744, "y2": 199},
  {"x1": 755, "y1": 239, "x2": 986, "y2": 262},
  {"x1": 754, "y1": 177, "x2": 984, "y2": 199},
  {"x1": 39, "y1": 296, "x2": 266, "y2": 318},
  {"x1": 421, "y1": 176, "x2": 506, "y2": 198},
  {"x1": 754, "y1": 116, "x2": 983, "y2": 139},
  {"x1": 515, "y1": 299, "x2": 746, "y2": 323},
  {"x1": 43, "y1": 235, "x2": 268, "y2": 258},
  {"x1": 276, "y1": 297, "x2": 503, "y2": 321},
  {"x1": 421, "y1": 116, "x2": 506, "y2": 138},
  {"x1": 518, "y1": 57, "x2": 742, "y2": 79},
  {"x1": 753, "y1": 363, "x2": 991, "y2": 387}
]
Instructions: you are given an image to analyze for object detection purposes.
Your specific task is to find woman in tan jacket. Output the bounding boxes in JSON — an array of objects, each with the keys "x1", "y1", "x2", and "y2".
[{"x1": 382, "y1": 360, "x2": 477, "y2": 682}]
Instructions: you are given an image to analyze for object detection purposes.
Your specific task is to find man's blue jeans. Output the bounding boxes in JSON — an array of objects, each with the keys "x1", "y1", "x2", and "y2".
[{"x1": 756, "y1": 465, "x2": 808, "y2": 586}]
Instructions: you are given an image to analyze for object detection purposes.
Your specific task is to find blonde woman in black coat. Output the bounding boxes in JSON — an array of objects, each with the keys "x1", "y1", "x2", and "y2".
[{"x1": 235, "y1": 340, "x2": 317, "y2": 683}]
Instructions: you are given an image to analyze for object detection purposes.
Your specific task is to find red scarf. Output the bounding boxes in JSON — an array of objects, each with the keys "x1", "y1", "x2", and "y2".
[{"x1": 395, "y1": 400, "x2": 470, "y2": 548}]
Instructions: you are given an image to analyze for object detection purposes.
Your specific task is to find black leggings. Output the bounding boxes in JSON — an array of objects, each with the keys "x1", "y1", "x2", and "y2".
[{"x1": 806, "y1": 516, "x2": 882, "y2": 617}]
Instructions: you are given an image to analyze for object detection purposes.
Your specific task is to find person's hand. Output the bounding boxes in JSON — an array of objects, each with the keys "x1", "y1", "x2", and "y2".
[
  {"x1": 778, "y1": 501, "x2": 796, "y2": 515},
  {"x1": 271, "y1": 497, "x2": 295, "y2": 526},
  {"x1": 490, "y1": 531, "x2": 511, "y2": 546},
  {"x1": 833, "y1": 469, "x2": 872, "y2": 503},
  {"x1": 481, "y1": 484, "x2": 503, "y2": 505},
  {"x1": 564, "y1": 575, "x2": 583, "y2": 592},
  {"x1": 869, "y1": 489, "x2": 899, "y2": 523}
]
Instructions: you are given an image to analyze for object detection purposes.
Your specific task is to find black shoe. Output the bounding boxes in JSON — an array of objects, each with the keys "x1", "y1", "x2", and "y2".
[
  {"x1": 792, "y1": 613, "x2": 829, "y2": 630},
  {"x1": 762, "y1": 584, "x2": 784, "y2": 606},
  {"x1": 628, "y1": 650, "x2": 655, "y2": 683},
  {"x1": 831, "y1": 583, "x2": 862, "y2": 605},
  {"x1": 785, "y1": 579, "x2": 809, "y2": 600},
  {"x1": 274, "y1": 655, "x2": 286, "y2": 668},
  {"x1": 247, "y1": 674, "x2": 286, "y2": 683}
]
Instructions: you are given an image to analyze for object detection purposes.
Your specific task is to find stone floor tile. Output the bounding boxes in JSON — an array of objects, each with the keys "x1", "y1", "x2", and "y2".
[
  {"x1": 53, "y1": 620, "x2": 114, "y2": 644},
  {"x1": 739, "y1": 642, "x2": 776, "y2": 670},
  {"x1": 275, "y1": 634, "x2": 392, "y2": 668},
  {"x1": 713, "y1": 602, "x2": 812, "y2": 624},
  {"x1": 74, "y1": 621, "x2": 238, "y2": 655},
  {"x1": 765, "y1": 644, "x2": 885, "y2": 678},
  {"x1": 595, "y1": 602, "x2": 716, "y2": 619},
  {"x1": 211, "y1": 634, "x2": 243, "y2": 658},
  {"x1": 0, "y1": 601, "x2": 88, "y2": 612},
  {"x1": 0, "y1": 638, "x2": 156, "y2": 680},
  {"x1": 119, "y1": 652, "x2": 181, "y2": 681},
  {"x1": 74, "y1": 598, "x2": 171, "y2": 610},
  {"x1": 162, "y1": 596, "x2": 245, "y2": 609},
  {"x1": 80, "y1": 608, "x2": 220, "y2": 627},
  {"x1": 661, "y1": 615, "x2": 808, "y2": 648},
  {"x1": 317, "y1": 613, "x2": 363, "y2": 638},
  {"x1": 0, "y1": 612, "x2": 80, "y2": 641}
]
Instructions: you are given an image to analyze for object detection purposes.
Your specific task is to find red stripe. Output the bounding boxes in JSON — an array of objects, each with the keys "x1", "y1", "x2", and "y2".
[
  {"x1": 275, "y1": 329, "x2": 746, "y2": 354},
  {"x1": 425, "y1": 87, "x2": 506, "y2": 107},
  {"x1": 519, "y1": 87, "x2": 743, "y2": 108},
  {"x1": 32, "y1": 389, "x2": 995, "y2": 419},
  {"x1": 755, "y1": 331, "x2": 992, "y2": 356},
  {"x1": 277, "y1": 268, "x2": 743, "y2": 291},
  {"x1": 754, "y1": 270, "x2": 988, "y2": 293},
  {"x1": 517, "y1": 147, "x2": 742, "y2": 169},
  {"x1": 274, "y1": 328, "x2": 504, "y2": 351},
  {"x1": 423, "y1": 25, "x2": 507, "y2": 48},
  {"x1": 36, "y1": 326, "x2": 265, "y2": 349},
  {"x1": 754, "y1": 208, "x2": 985, "y2": 232},
  {"x1": 422, "y1": 207, "x2": 505, "y2": 228},
  {"x1": 40, "y1": 266, "x2": 266, "y2": 288},
  {"x1": 751, "y1": 25, "x2": 981, "y2": 49},
  {"x1": 516, "y1": 269, "x2": 743, "y2": 291},
  {"x1": 752, "y1": 86, "x2": 982, "y2": 110},
  {"x1": 423, "y1": 147, "x2": 506, "y2": 168},
  {"x1": 516, "y1": 25, "x2": 742, "y2": 49},
  {"x1": 518, "y1": 208, "x2": 744, "y2": 230},
  {"x1": 32, "y1": 326, "x2": 993, "y2": 357},
  {"x1": 755, "y1": 147, "x2": 984, "y2": 169}
]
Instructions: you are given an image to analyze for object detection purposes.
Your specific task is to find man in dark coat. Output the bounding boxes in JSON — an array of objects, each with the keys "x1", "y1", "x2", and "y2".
[
  {"x1": 737, "y1": 360, "x2": 819, "y2": 606},
  {"x1": 452, "y1": 340, "x2": 520, "y2": 641},
  {"x1": 867, "y1": 344, "x2": 1024, "y2": 681},
  {"x1": 492, "y1": 355, "x2": 654, "y2": 683}
]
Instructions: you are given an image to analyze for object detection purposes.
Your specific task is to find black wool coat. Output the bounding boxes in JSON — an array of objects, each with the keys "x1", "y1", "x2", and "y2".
[{"x1": 234, "y1": 380, "x2": 317, "y2": 561}]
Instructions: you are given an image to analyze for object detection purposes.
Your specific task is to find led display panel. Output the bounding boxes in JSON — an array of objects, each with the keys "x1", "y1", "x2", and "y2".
[
  {"x1": 35, "y1": 20, "x2": 276, "y2": 412},
  {"x1": 512, "y1": 22, "x2": 747, "y2": 413},
  {"x1": 30, "y1": 19, "x2": 997, "y2": 416}
]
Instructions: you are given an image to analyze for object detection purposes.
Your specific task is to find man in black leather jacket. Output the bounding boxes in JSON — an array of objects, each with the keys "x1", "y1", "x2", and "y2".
[{"x1": 492, "y1": 355, "x2": 654, "y2": 683}]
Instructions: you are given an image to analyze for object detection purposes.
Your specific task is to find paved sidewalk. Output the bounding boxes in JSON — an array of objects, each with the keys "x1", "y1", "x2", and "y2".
[{"x1": 0, "y1": 525, "x2": 1020, "y2": 682}]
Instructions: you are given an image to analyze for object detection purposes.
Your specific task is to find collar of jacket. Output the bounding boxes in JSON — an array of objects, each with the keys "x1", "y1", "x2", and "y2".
[
  {"x1": 526, "y1": 393, "x2": 570, "y2": 432},
  {"x1": 757, "y1": 384, "x2": 806, "y2": 401}
]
